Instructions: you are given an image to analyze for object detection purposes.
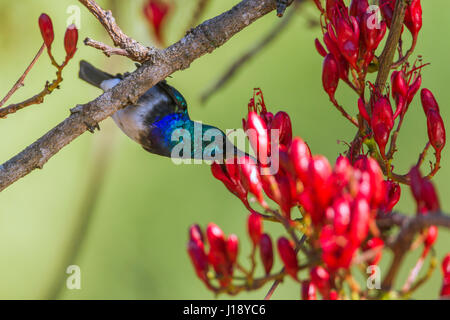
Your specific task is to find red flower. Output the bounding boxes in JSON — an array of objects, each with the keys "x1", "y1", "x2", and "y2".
[
  {"x1": 143, "y1": 0, "x2": 170, "y2": 46},
  {"x1": 277, "y1": 237, "x2": 299, "y2": 280},
  {"x1": 301, "y1": 281, "x2": 317, "y2": 300},
  {"x1": 289, "y1": 137, "x2": 312, "y2": 184},
  {"x1": 404, "y1": 0, "x2": 422, "y2": 43},
  {"x1": 364, "y1": 237, "x2": 384, "y2": 265},
  {"x1": 310, "y1": 266, "x2": 331, "y2": 298},
  {"x1": 322, "y1": 54, "x2": 340, "y2": 100},
  {"x1": 440, "y1": 254, "x2": 450, "y2": 298},
  {"x1": 381, "y1": 180, "x2": 401, "y2": 213},
  {"x1": 259, "y1": 233, "x2": 274, "y2": 275},
  {"x1": 371, "y1": 97, "x2": 394, "y2": 158},
  {"x1": 38, "y1": 13, "x2": 54, "y2": 49},
  {"x1": 64, "y1": 24, "x2": 78, "y2": 61},
  {"x1": 226, "y1": 234, "x2": 239, "y2": 264},
  {"x1": 239, "y1": 156, "x2": 266, "y2": 207},
  {"x1": 247, "y1": 213, "x2": 263, "y2": 246},
  {"x1": 187, "y1": 240, "x2": 209, "y2": 282},
  {"x1": 244, "y1": 112, "x2": 270, "y2": 165},
  {"x1": 327, "y1": 13, "x2": 360, "y2": 69},
  {"x1": 409, "y1": 166, "x2": 440, "y2": 214}
]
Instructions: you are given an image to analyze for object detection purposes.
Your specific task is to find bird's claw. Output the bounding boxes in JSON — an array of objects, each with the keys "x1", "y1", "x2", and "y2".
[{"x1": 276, "y1": 0, "x2": 290, "y2": 17}]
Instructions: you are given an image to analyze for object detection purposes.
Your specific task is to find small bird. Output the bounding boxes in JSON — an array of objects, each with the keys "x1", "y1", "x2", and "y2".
[{"x1": 79, "y1": 60, "x2": 245, "y2": 161}]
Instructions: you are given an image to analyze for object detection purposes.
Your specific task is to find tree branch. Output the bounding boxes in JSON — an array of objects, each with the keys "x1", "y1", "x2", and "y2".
[
  {"x1": 375, "y1": 0, "x2": 407, "y2": 91},
  {"x1": 79, "y1": 0, "x2": 155, "y2": 63},
  {"x1": 380, "y1": 211, "x2": 450, "y2": 291},
  {"x1": 0, "y1": 0, "x2": 283, "y2": 192},
  {"x1": 201, "y1": 0, "x2": 302, "y2": 104}
]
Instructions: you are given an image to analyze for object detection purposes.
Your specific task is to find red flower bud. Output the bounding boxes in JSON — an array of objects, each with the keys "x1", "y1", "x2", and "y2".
[
  {"x1": 421, "y1": 179, "x2": 440, "y2": 213},
  {"x1": 301, "y1": 281, "x2": 317, "y2": 300},
  {"x1": 426, "y1": 109, "x2": 446, "y2": 153},
  {"x1": 309, "y1": 155, "x2": 333, "y2": 207},
  {"x1": 391, "y1": 71, "x2": 408, "y2": 118},
  {"x1": 379, "y1": 0, "x2": 395, "y2": 28},
  {"x1": 245, "y1": 112, "x2": 270, "y2": 165},
  {"x1": 206, "y1": 223, "x2": 226, "y2": 254},
  {"x1": 326, "y1": 0, "x2": 346, "y2": 19},
  {"x1": 391, "y1": 71, "x2": 408, "y2": 100},
  {"x1": 315, "y1": 38, "x2": 328, "y2": 57},
  {"x1": 259, "y1": 233, "x2": 274, "y2": 275},
  {"x1": 247, "y1": 213, "x2": 263, "y2": 246},
  {"x1": 404, "y1": 0, "x2": 422, "y2": 42},
  {"x1": 327, "y1": 16, "x2": 360, "y2": 69},
  {"x1": 409, "y1": 166, "x2": 440, "y2": 214},
  {"x1": 381, "y1": 180, "x2": 401, "y2": 212},
  {"x1": 334, "y1": 155, "x2": 353, "y2": 189},
  {"x1": 333, "y1": 197, "x2": 351, "y2": 235},
  {"x1": 424, "y1": 225, "x2": 438, "y2": 249},
  {"x1": 322, "y1": 53, "x2": 340, "y2": 100},
  {"x1": 189, "y1": 224, "x2": 204, "y2": 246},
  {"x1": 239, "y1": 156, "x2": 265, "y2": 206},
  {"x1": 349, "y1": 197, "x2": 370, "y2": 245},
  {"x1": 64, "y1": 24, "x2": 78, "y2": 61},
  {"x1": 187, "y1": 239, "x2": 209, "y2": 282},
  {"x1": 310, "y1": 266, "x2": 331, "y2": 297},
  {"x1": 289, "y1": 137, "x2": 312, "y2": 184},
  {"x1": 441, "y1": 281, "x2": 450, "y2": 299},
  {"x1": 407, "y1": 74, "x2": 422, "y2": 106},
  {"x1": 442, "y1": 254, "x2": 450, "y2": 276},
  {"x1": 409, "y1": 166, "x2": 423, "y2": 205},
  {"x1": 361, "y1": 11, "x2": 386, "y2": 58},
  {"x1": 143, "y1": 0, "x2": 170, "y2": 46},
  {"x1": 371, "y1": 97, "x2": 394, "y2": 157},
  {"x1": 421, "y1": 88, "x2": 440, "y2": 113},
  {"x1": 350, "y1": 0, "x2": 369, "y2": 19},
  {"x1": 277, "y1": 237, "x2": 299, "y2": 280},
  {"x1": 358, "y1": 98, "x2": 370, "y2": 123},
  {"x1": 364, "y1": 237, "x2": 384, "y2": 265},
  {"x1": 38, "y1": 13, "x2": 54, "y2": 48},
  {"x1": 354, "y1": 156, "x2": 385, "y2": 207},
  {"x1": 329, "y1": 290, "x2": 339, "y2": 300},
  {"x1": 270, "y1": 111, "x2": 292, "y2": 147},
  {"x1": 226, "y1": 234, "x2": 239, "y2": 264},
  {"x1": 211, "y1": 161, "x2": 248, "y2": 206}
]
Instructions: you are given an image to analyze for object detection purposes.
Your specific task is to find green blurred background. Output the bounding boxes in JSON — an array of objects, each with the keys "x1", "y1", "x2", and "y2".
[{"x1": 0, "y1": 0, "x2": 448, "y2": 299}]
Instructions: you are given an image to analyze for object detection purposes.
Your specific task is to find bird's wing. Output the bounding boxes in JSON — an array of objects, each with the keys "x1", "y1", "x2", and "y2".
[{"x1": 156, "y1": 81, "x2": 188, "y2": 113}]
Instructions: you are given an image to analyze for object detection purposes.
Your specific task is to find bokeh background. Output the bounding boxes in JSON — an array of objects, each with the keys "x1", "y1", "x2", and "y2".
[{"x1": 0, "y1": 0, "x2": 448, "y2": 299}]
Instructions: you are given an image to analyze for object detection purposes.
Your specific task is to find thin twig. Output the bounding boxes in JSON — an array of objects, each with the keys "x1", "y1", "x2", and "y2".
[
  {"x1": 187, "y1": 0, "x2": 211, "y2": 30},
  {"x1": 0, "y1": 55, "x2": 68, "y2": 119},
  {"x1": 375, "y1": 0, "x2": 407, "y2": 90},
  {"x1": 382, "y1": 212, "x2": 450, "y2": 290},
  {"x1": 0, "y1": 43, "x2": 45, "y2": 108},
  {"x1": 264, "y1": 234, "x2": 307, "y2": 300},
  {"x1": 201, "y1": 0, "x2": 302, "y2": 103},
  {"x1": 84, "y1": 37, "x2": 129, "y2": 58},
  {"x1": 79, "y1": 0, "x2": 156, "y2": 63}
]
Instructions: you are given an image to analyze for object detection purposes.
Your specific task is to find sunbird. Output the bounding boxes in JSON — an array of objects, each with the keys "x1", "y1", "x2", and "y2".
[{"x1": 79, "y1": 60, "x2": 246, "y2": 161}]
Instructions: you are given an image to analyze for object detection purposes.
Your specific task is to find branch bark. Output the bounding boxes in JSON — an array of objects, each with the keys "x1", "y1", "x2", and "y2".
[
  {"x1": 0, "y1": 0, "x2": 282, "y2": 192},
  {"x1": 380, "y1": 212, "x2": 450, "y2": 291}
]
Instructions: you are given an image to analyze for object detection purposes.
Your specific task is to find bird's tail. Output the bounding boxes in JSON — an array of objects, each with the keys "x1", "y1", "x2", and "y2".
[{"x1": 79, "y1": 60, "x2": 115, "y2": 89}]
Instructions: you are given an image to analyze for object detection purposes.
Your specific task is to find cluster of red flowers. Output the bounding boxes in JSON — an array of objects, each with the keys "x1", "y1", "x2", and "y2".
[
  {"x1": 313, "y1": 0, "x2": 446, "y2": 165},
  {"x1": 186, "y1": 0, "x2": 449, "y2": 299},
  {"x1": 188, "y1": 213, "x2": 276, "y2": 292},
  {"x1": 187, "y1": 87, "x2": 444, "y2": 298},
  {"x1": 38, "y1": 14, "x2": 78, "y2": 65}
]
